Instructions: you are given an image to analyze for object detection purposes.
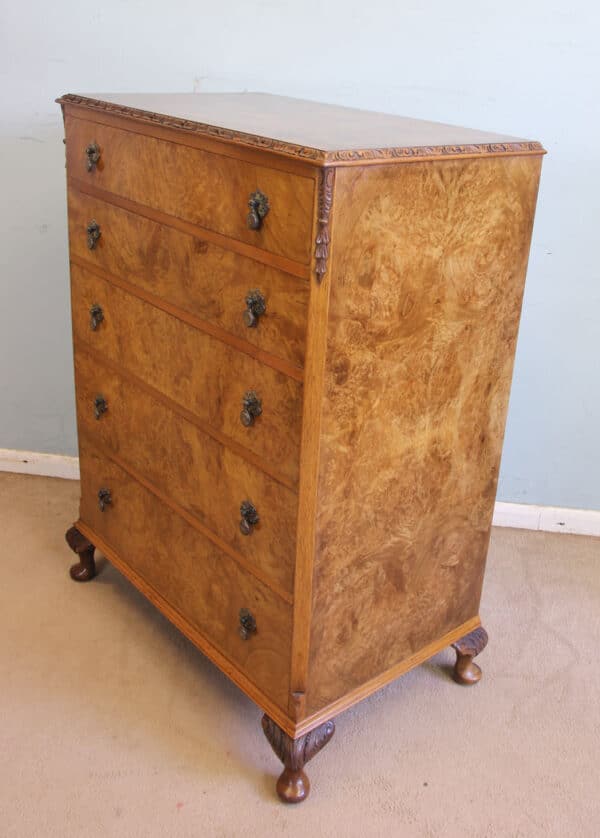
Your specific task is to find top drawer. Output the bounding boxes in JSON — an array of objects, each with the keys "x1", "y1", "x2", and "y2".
[{"x1": 64, "y1": 116, "x2": 315, "y2": 264}]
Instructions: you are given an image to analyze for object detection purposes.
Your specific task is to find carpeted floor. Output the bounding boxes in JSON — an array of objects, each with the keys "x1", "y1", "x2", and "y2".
[{"x1": 1, "y1": 472, "x2": 598, "y2": 837}]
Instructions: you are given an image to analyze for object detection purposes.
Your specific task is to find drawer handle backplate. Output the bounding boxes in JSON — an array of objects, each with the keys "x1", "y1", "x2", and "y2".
[
  {"x1": 239, "y1": 608, "x2": 257, "y2": 640},
  {"x1": 240, "y1": 391, "x2": 262, "y2": 427},
  {"x1": 94, "y1": 395, "x2": 108, "y2": 420},
  {"x1": 243, "y1": 289, "x2": 267, "y2": 328},
  {"x1": 240, "y1": 500, "x2": 259, "y2": 535},
  {"x1": 247, "y1": 190, "x2": 269, "y2": 230},
  {"x1": 90, "y1": 304, "x2": 104, "y2": 331},
  {"x1": 86, "y1": 220, "x2": 101, "y2": 250},
  {"x1": 85, "y1": 142, "x2": 101, "y2": 172},
  {"x1": 98, "y1": 488, "x2": 112, "y2": 512}
]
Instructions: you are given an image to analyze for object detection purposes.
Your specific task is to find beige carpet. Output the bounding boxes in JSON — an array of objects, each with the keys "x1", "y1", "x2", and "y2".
[{"x1": 1, "y1": 472, "x2": 599, "y2": 837}]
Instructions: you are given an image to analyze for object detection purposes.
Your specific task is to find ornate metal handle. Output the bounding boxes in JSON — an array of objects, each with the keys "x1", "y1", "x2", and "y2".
[
  {"x1": 85, "y1": 142, "x2": 101, "y2": 172},
  {"x1": 239, "y1": 608, "x2": 257, "y2": 640},
  {"x1": 86, "y1": 220, "x2": 101, "y2": 250},
  {"x1": 247, "y1": 190, "x2": 269, "y2": 230},
  {"x1": 94, "y1": 395, "x2": 108, "y2": 420},
  {"x1": 98, "y1": 488, "x2": 112, "y2": 512},
  {"x1": 240, "y1": 500, "x2": 259, "y2": 535},
  {"x1": 240, "y1": 391, "x2": 262, "y2": 427},
  {"x1": 243, "y1": 290, "x2": 266, "y2": 328},
  {"x1": 90, "y1": 304, "x2": 104, "y2": 331}
]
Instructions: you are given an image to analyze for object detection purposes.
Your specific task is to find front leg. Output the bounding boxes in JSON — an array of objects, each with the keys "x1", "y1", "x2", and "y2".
[
  {"x1": 451, "y1": 625, "x2": 488, "y2": 685},
  {"x1": 261, "y1": 715, "x2": 335, "y2": 803},
  {"x1": 65, "y1": 526, "x2": 97, "y2": 582}
]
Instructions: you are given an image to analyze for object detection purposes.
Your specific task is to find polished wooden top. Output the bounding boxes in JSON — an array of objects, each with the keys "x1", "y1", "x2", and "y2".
[{"x1": 57, "y1": 92, "x2": 544, "y2": 165}]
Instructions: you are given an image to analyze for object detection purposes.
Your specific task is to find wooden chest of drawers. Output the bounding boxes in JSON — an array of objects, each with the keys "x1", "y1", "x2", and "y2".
[{"x1": 58, "y1": 92, "x2": 544, "y2": 803}]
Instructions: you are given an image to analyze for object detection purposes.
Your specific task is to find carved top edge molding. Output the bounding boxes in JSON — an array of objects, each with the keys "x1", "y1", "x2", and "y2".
[{"x1": 57, "y1": 95, "x2": 546, "y2": 165}]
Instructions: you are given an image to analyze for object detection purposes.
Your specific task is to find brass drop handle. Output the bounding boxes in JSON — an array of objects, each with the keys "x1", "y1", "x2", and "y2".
[
  {"x1": 240, "y1": 391, "x2": 262, "y2": 427},
  {"x1": 85, "y1": 142, "x2": 101, "y2": 172},
  {"x1": 239, "y1": 608, "x2": 257, "y2": 640},
  {"x1": 247, "y1": 190, "x2": 269, "y2": 230},
  {"x1": 98, "y1": 488, "x2": 112, "y2": 512},
  {"x1": 94, "y1": 395, "x2": 108, "y2": 420},
  {"x1": 90, "y1": 304, "x2": 104, "y2": 331},
  {"x1": 239, "y1": 500, "x2": 259, "y2": 535},
  {"x1": 243, "y1": 290, "x2": 266, "y2": 328},
  {"x1": 86, "y1": 220, "x2": 101, "y2": 250}
]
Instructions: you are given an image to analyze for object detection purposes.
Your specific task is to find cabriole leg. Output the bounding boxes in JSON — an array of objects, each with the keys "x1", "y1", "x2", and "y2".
[
  {"x1": 451, "y1": 625, "x2": 488, "y2": 685},
  {"x1": 261, "y1": 714, "x2": 335, "y2": 803},
  {"x1": 65, "y1": 525, "x2": 97, "y2": 582}
]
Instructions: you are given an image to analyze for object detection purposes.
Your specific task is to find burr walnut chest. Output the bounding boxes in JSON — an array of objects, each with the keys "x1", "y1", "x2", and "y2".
[{"x1": 58, "y1": 91, "x2": 544, "y2": 802}]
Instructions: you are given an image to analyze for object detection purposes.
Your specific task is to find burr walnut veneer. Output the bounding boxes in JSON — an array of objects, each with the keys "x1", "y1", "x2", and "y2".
[{"x1": 58, "y1": 92, "x2": 544, "y2": 803}]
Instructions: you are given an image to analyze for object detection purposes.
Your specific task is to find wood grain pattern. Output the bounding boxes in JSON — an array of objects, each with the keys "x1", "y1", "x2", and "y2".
[
  {"x1": 73, "y1": 348, "x2": 297, "y2": 594},
  {"x1": 67, "y1": 188, "x2": 309, "y2": 368},
  {"x1": 70, "y1": 264, "x2": 303, "y2": 485},
  {"x1": 294, "y1": 616, "x2": 480, "y2": 735},
  {"x1": 62, "y1": 102, "x2": 320, "y2": 182},
  {"x1": 65, "y1": 116, "x2": 315, "y2": 264},
  {"x1": 78, "y1": 442, "x2": 293, "y2": 709},
  {"x1": 306, "y1": 154, "x2": 542, "y2": 713},
  {"x1": 58, "y1": 93, "x2": 544, "y2": 165}
]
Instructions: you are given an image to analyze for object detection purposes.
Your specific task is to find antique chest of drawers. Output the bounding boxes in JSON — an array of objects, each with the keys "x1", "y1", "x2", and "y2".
[{"x1": 58, "y1": 92, "x2": 544, "y2": 803}]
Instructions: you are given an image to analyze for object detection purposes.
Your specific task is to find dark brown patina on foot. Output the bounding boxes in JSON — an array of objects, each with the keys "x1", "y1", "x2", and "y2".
[
  {"x1": 65, "y1": 525, "x2": 97, "y2": 582},
  {"x1": 452, "y1": 625, "x2": 488, "y2": 685},
  {"x1": 261, "y1": 714, "x2": 335, "y2": 803}
]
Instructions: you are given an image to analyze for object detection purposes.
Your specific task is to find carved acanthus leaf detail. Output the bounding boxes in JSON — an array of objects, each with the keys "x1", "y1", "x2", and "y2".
[
  {"x1": 261, "y1": 715, "x2": 335, "y2": 772},
  {"x1": 452, "y1": 625, "x2": 489, "y2": 658},
  {"x1": 314, "y1": 167, "x2": 335, "y2": 283}
]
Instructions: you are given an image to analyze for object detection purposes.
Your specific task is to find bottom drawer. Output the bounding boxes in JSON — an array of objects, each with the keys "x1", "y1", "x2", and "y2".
[{"x1": 78, "y1": 442, "x2": 292, "y2": 710}]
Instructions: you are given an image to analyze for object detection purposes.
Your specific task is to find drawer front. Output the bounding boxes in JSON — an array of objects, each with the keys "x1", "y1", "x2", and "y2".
[
  {"x1": 79, "y1": 443, "x2": 292, "y2": 709},
  {"x1": 68, "y1": 189, "x2": 309, "y2": 368},
  {"x1": 71, "y1": 265, "x2": 302, "y2": 485},
  {"x1": 65, "y1": 116, "x2": 315, "y2": 264},
  {"x1": 74, "y1": 347, "x2": 297, "y2": 595}
]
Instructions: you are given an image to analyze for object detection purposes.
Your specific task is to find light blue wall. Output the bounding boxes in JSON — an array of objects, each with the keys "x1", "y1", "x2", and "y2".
[{"x1": 1, "y1": 1, "x2": 598, "y2": 509}]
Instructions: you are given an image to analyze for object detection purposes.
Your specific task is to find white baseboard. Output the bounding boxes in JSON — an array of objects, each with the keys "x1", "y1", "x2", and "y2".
[
  {"x1": 493, "y1": 501, "x2": 600, "y2": 537},
  {"x1": 0, "y1": 448, "x2": 80, "y2": 480},
  {"x1": 0, "y1": 449, "x2": 598, "y2": 537}
]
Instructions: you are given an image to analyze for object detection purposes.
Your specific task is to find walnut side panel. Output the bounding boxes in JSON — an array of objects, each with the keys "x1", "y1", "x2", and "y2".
[{"x1": 306, "y1": 154, "x2": 542, "y2": 713}]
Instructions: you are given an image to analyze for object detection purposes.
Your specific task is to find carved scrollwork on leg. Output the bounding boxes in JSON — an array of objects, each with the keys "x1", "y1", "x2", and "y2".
[
  {"x1": 451, "y1": 625, "x2": 488, "y2": 685},
  {"x1": 65, "y1": 526, "x2": 97, "y2": 582},
  {"x1": 261, "y1": 714, "x2": 335, "y2": 803}
]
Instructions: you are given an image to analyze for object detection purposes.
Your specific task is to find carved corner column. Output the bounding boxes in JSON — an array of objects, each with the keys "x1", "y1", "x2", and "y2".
[
  {"x1": 451, "y1": 625, "x2": 488, "y2": 685},
  {"x1": 65, "y1": 525, "x2": 97, "y2": 582},
  {"x1": 261, "y1": 715, "x2": 335, "y2": 803}
]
